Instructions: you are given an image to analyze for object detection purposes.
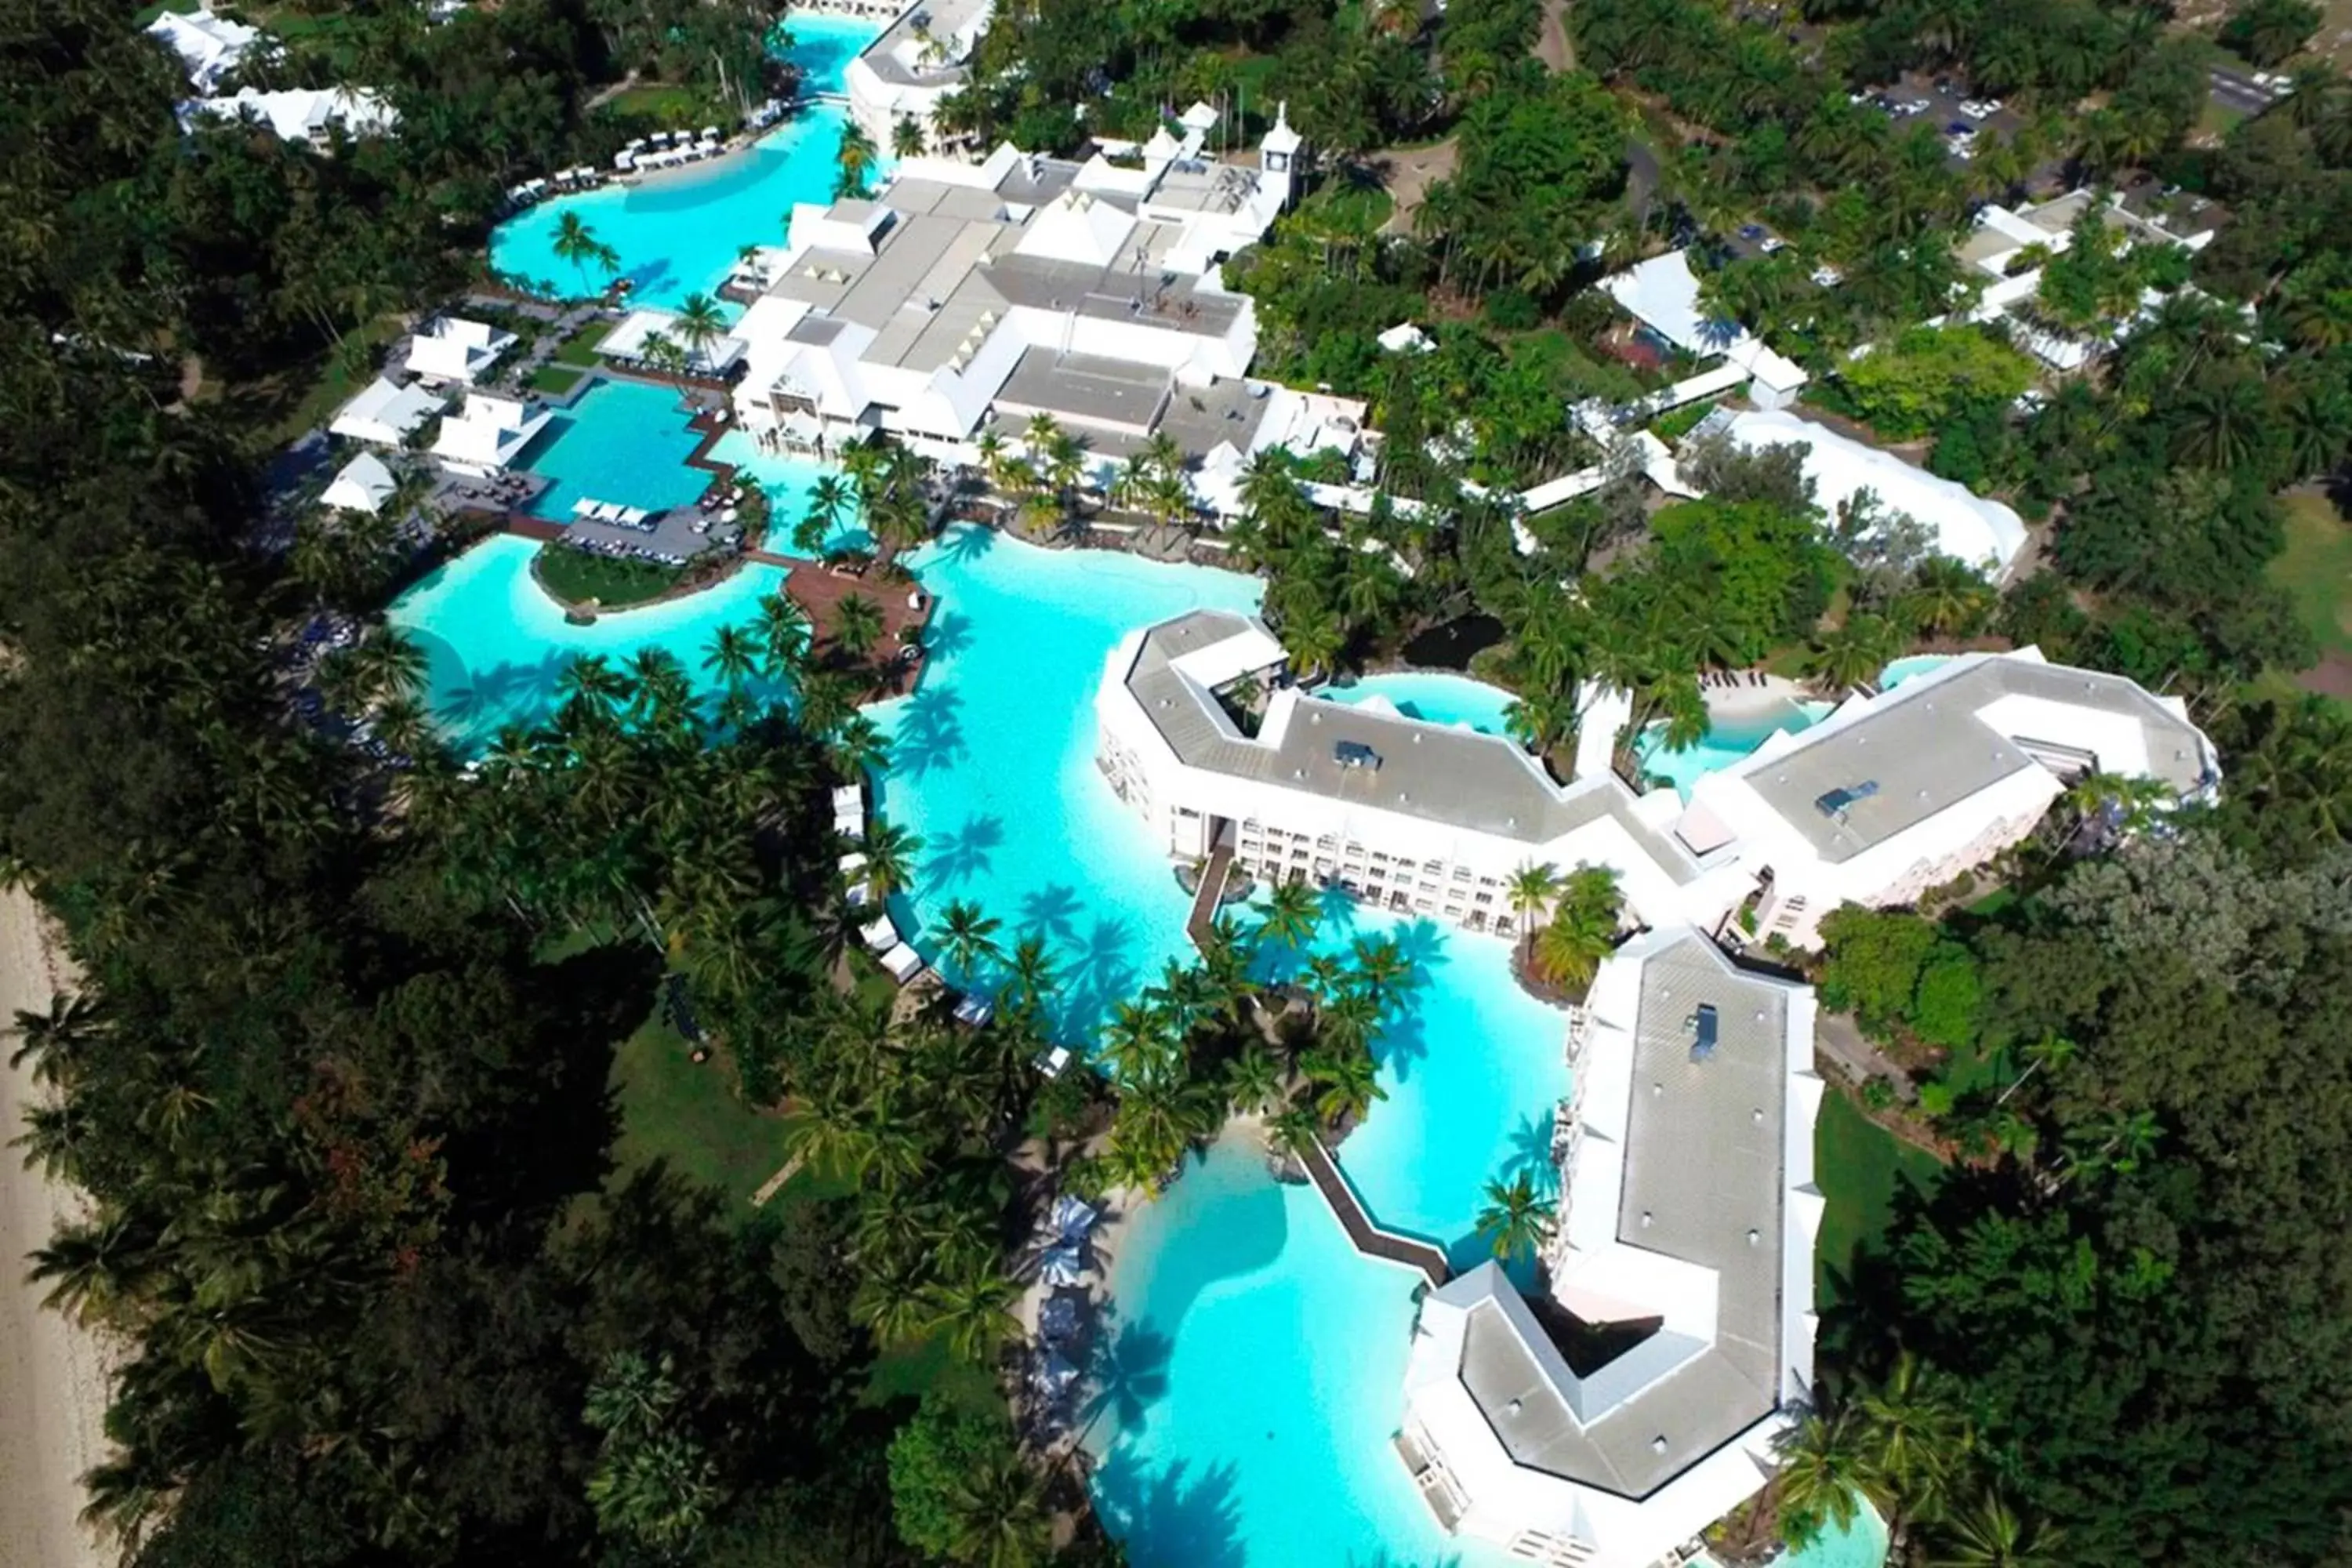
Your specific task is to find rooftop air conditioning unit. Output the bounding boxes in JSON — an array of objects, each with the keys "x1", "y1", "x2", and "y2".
[
  {"x1": 1334, "y1": 741, "x2": 1381, "y2": 771},
  {"x1": 1688, "y1": 1004, "x2": 1719, "y2": 1064}
]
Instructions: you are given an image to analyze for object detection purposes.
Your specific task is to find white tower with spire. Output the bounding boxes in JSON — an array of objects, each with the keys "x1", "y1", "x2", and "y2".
[{"x1": 1259, "y1": 100, "x2": 1304, "y2": 206}]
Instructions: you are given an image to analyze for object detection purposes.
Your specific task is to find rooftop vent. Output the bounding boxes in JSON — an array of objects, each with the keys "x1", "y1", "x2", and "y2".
[
  {"x1": 1688, "y1": 1003, "x2": 1719, "y2": 1064},
  {"x1": 1334, "y1": 740, "x2": 1381, "y2": 771},
  {"x1": 1813, "y1": 780, "x2": 1880, "y2": 821}
]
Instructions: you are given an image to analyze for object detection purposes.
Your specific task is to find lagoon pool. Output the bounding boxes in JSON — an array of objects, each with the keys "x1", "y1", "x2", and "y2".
[
  {"x1": 387, "y1": 536, "x2": 789, "y2": 747},
  {"x1": 706, "y1": 430, "x2": 875, "y2": 557},
  {"x1": 869, "y1": 528, "x2": 1263, "y2": 1036},
  {"x1": 778, "y1": 9, "x2": 885, "y2": 93},
  {"x1": 1325, "y1": 670, "x2": 1518, "y2": 738},
  {"x1": 1878, "y1": 653, "x2": 1952, "y2": 689},
  {"x1": 1635, "y1": 699, "x2": 1830, "y2": 800},
  {"x1": 1777, "y1": 1502, "x2": 1891, "y2": 1568},
  {"x1": 521, "y1": 379, "x2": 713, "y2": 521},
  {"x1": 492, "y1": 103, "x2": 861, "y2": 307}
]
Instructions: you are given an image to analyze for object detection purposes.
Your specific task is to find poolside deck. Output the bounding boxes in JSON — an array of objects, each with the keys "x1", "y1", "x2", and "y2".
[{"x1": 1298, "y1": 1134, "x2": 1451, "y2": 1288}]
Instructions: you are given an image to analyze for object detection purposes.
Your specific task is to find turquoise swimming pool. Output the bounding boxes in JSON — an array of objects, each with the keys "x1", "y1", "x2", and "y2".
[
  {"x1": 387, "y1": 536, "x2": 790, "y2": 747},
  {"x1": 706, "y1": 431, "x2": 876, "y2": 558},
  {"x1": 1325, "y1": 670, "x2": 1518, "y2": 736},
  {"x1": 1635, "y1": 699, "x2": 1831, "y2": 800},
  {"x1": 777, "y1": 9, "x2": 885, "y2": 92},
  {"x1": 1878, "y1": 653, "x2": 1951, "y2": 689},
  {"x1": 1777, "y1": 1501, "x2": 1891, "y2": 1568},
  {"x1": 521, "y1": 379, "x2": 713, "y2": 521},
  {"x1": 492, "y1": 103, "x2": 868, "y2": 308}
]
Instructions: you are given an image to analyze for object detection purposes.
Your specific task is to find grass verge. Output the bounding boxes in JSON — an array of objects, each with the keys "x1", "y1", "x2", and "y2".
[
  {"x1": 534, "y1": 544, "x2": 684, "y2": 608},
  {"x1": 608, "y1": 1011, "x2": 789, "y2": 1207},
  {"x1": 1814, "y1": 1088, "x2": 1943, "y2": 1304},
  {"x1": 554, "y1": 319, "x2": 615, "y2": 367},
  {"x1": 531, "y1": 364, "x2": 587, "y2": 395},
  {"x1": 2270, "y1": 492, "x2": 2352, "y2": 662}
]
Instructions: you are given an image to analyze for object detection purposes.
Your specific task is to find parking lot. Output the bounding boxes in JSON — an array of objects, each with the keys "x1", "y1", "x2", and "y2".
[{"x1": 1857, "y1": 71, "x2": 2027, "y2": 168}]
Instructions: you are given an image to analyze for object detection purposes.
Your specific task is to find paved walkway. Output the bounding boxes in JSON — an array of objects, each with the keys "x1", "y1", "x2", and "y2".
[{"x1": 1298, "y1": 1134, "x2": 1451, "y2": 1287}]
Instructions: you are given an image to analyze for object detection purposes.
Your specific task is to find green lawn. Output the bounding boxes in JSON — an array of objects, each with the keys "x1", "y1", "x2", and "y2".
[
  {"x1": 2270, "y1": 492, "x2": 2352, "y2": 662},
  {"x1": 602, "y1": 85, "x2": 713, "y2": 125},
  {"x1": 554, "y1": 321, "x2": 614, "y2": 367},
  {"x1": 531, "y1": 364, "x2": 586, "y2": 395},
  {"x1": 1814, "y1": 1089, "x2": 1944, "y2": 1303},
  {"x1": 608, "y1": 1011, "x2": 792, "y2": 1207},
  {"x1": 534, "y1": 545, "x2": 685, "y2": 608}
]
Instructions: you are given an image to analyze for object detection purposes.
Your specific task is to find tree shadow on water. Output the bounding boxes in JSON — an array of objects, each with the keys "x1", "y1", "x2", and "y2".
[
  {"x1": 1499, "y1": 1107, "x2": 1560, "y2": 1198},
  {"x1": 1089, "y1": 1455, "x2": 1247, "y2": 1568},
  {"x1": 939, "y1": 521, "x2": 996, "y2": 563},
  {"x1": 891, "y1": 685, "x2": 966, "y2": 777},
  {"x1": 924, "y1": 813, "x2": 1004, "y2": 887},
  {"x1": 921, "y1": 608, "x2": 975, "y2": 659},
  {"x1": 1018, "y1": 882, "x2": 1084, "y2": 942}
]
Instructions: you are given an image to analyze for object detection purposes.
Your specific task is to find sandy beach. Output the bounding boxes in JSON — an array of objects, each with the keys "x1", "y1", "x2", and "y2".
[{"x1": 0, "y1": 888, "x2": 117, "y2": 1568}]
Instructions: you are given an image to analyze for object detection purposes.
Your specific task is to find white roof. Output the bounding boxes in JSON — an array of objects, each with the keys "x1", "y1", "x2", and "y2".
[
  {"x1": 185, "y1": 87, "x2": 399, "y2": 143},
  {"x1": 1600, "y1": 250, "x2": 1742, "y2": 355},
  {"x1": 406, "y1": 316, "x2": 514, "y2": 383},
  {"x1": 147, "y1": 8, "x2": 260, "y2": 89},
  {"x1": 1377, "y1": 321, "x2": 1433, "y2": 354},
  {"x1": 329, "y1": 376, "x2": 444, "y2": 444},
  {"x1": 880, "y1": 942, "x2": 926, "y2": 982},
  {"x1": 1178, "y1": 100, "x2": 1221, "y2": 132},
  {"x1": 431, "y1": 392, "x2": 552, "y2": 470},
  {"x1": 1012, "y1": 190, "x2": 1136, "y2": 267},
  {"x1": 1260, "y1": 102, "x2": 1302, "y2": 158},
  {"x1": 1717, "y1": 408, "x2": 2027, "y2": 574},
  {"x1": 600, "y1": 307, "x2": 747, "y2": 373},
  {"x1": 320, "y1": 452, "x2": 397, "y2": 514}
]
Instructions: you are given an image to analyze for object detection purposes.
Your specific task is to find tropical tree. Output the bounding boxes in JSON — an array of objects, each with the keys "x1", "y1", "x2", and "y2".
[
  {"x1": 831, "y1": 593, "x2": 885, "y2": 660},
  {"x1": 1917, "y1": 1490, "x2": 2067, "y2": 1567},
  {"x1": 756, "y1": 591, "x2": 811, "y2": 672},
  {"x1": 920, "y1": 1265, "x2": 1021, "y2": 1363},
  {"x1": 1256, "y1": 877, "x2": 1321, "y2": 951},
  {"x1": 1530, "y1": 866, "x2": 1621, "y2": 994},
  {"x1": 1775, "y1": 1408, "x2": 1880, "y2": 1548},
  {"x1": 1805, "y1": 615, "x2": 1899, "y2": 694},
  {"x1": 891, "y1": 116, "x2": 927, "y2": 158},
  {"x1": 1475, "y1": 1170, "x2": 1555, "y2": 1264},
  {"x1": 862, "y1": 819, "x2": 923, "y2": 897},
  {"x1": 672, "y1": 292, "x2": 727, "y2": 370},
  {"x1": 701, "y1": 623, "x2": 760, "y2": 686},
  {"x1": 935, "y1": 898, "x2": 1004, "y2": 978},
  {"x1": 1222, "y1": 1042, "x2": 1285, "y2": 1115},
  {"x1": 1505, "y1": 861, "x2": 1559, "y2": 967},
  {"x1": 836, "y1": 121, "x2": 878, "y2": 198},
  {"x1": 552, "y1": 212, "x2": 621, "y2": 296},
  {"x1": 1301, "y1": 1041, "x2": 1385, "y2": 1125}
]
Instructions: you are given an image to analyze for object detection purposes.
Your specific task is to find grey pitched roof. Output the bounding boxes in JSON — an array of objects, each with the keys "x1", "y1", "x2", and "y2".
[
  {"x1": 1439, "y1": 934, "x2": 1791, "y2": 1498},
  {"x1": 1124, "y1": 613, "x2": 1701, "y2": 878},
  {"x1": 1740, "y1": 656, "x2": 2217, "y2": 863}
]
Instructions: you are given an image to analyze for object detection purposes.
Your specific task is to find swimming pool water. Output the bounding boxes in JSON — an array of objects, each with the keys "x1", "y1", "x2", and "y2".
[
  {"x1": 706, "y1": 431, "x2": 876, "y2": 558},
  {"x1": 1775, "y1": 1501, "x2": 1891, "y2": 1568},
  {"x1": 387, "y1": 536, "x2": 789, "y2": 747},
  {"x1": 491, "y1": 103, "x2": 865, "y2": 308},
  {"x1": 868, "y1": 528, "x2": 1262, "y2": 1036},
  {"x1": 1635, "y1": 700, "x2": 1831, "y2": 800},
  {"x1": 521, "y1": 379, "x2": 714, "y2": 521},
  {"x1": 1878, "y1": 653, "x2": 1951, "y2": 690},
  {"x1": 778, "y1": 9, "x2": 885, "y2": 93},
  {"x1": 1325, "y1": 670, "x2": 1518, "y2": 737}
]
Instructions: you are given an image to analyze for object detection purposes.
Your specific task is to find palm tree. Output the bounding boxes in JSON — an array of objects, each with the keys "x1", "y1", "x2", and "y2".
[
  {"x1": 1301, "y1": 1042, "x2": 1385, "y2": 1125},
  {"x1": 1859, "y1": 1352, "x2": 1971, "y2": 1521},
  {"x1": 672, "y1": 292, "x2": 728, "y2": 371},
  {"x1": 1804, "y1": 616, "x2": 1898, "y2": 695},
  {"x1": 1256, "y1": 877, "x2": 1320, "y2": 951},
  {"x1": 350, "y1": 626, "x2": 427, "y2": 703},
  {"x1": 1918, "y1": 1490, "x2": 2067, "y2": 1567},
  {"x1": 1504, "y1": 689, "x2": 1577, "y2": 757},
  {"x1": 1774, "y1": 1408, "x2": 1879, "y2": 1548},
  {"x1": 1099, "y1": 1000, "x2": 1174, "y2": 1085},
  {"x1": 862, "y1": 819, "x2": 923, "y2": 897},
  {"x1": 1475, "y1": 1171, "x2": 1555, "y2": 1264},
  {"x1": 1001, "y1": 933, "x2": 1058, "y2": 1012},
  {"x1": 797, "y1": 474, "x2": 852, "y2": 554},
  {"x1": 835, "y1": 121, "x2": 878, "y2": 198},
  {"x1": 701, "y1": 623, "x2": 760, "y2": 686},
  {"x1": 1504, "y1": 861, "x2": 1559, "y2": 968},
  {"x1": 1994, "y1": 1030, "x2": 2075, "y2": 1107},
  {"x1": 830, "y1": 713, "x2": 891, "y2": 778},
  {"x1": 552, "y1": 212, "x2": 619, "y2": 296},
  {"x1": 1282, "y1": 608, "x2": 1345, "y2": 682},
  {"x1": 935, "y1": 898, "x2": 1004, "y2": 978},
  {"x1": 920, "y1": 1265, "x2": 1021, "y2": 1362},
  {"x1": 831, "y1": 593, "x2": 884, "y2": 660},
  {"x1": 1222, "y1": 1043, "x2": 1285, "y2": 1115},
  {"x1": 891, "y1": 116, "x2": 927, "y2": 158},
  {"x1": 1531, "y1": 866, "x2": 1621, "y2": 995},
  {"x1": 756, "y1": 591, "x2": 811, "y2": 673},
  {"x1": 1899, "y1": 558, "x2": 1994, "y2": 638},
  {"x1": 941, "y1": 1446, "x2": 1052, "y2": 1568}
]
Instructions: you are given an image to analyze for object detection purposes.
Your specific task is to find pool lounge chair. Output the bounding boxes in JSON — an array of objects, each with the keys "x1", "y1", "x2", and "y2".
[
  {"x1": 838, "y1": 851, "x2": 868, "y2": 879},
  {"x1": 953, "y1": 994, "x2": 993, "y2": 1027},
  {"x1": 858, "y1": 914, "x2": 897, "y2": 953},
  {"x1": 833, "y1": 810, "x2": 863, "y2": 840},
  {"x1": 570, "y1": 498, "x2": 597, "y2": 517},
  {"x1": 879, "y1": 944, "x2": 927, "y2": 985},
  {"x1": 831, "y1": 784, "x2": 866, "y2": 815}
]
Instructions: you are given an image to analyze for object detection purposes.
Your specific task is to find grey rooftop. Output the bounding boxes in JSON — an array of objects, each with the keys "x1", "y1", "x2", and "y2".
[
  {"x1": 1739, "y1": 655, "x2": 2216, "y2": 863},
  {"x1": 1441, "y1": 933, "x2": 1791, "y2": 1497}
]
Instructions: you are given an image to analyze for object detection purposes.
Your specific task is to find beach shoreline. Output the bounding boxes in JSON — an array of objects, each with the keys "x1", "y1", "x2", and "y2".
[{"x1": 0, "y1": 888, "x2": 118, "y2": 1568}]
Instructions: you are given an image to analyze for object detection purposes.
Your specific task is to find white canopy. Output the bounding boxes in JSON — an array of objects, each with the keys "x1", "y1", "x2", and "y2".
[
  {"x1": 330, "y1": 376, "x2": 443, "y2": 446},
  {"x1": 320, "y1": 452, "x2": 397, "y2": 514},
  {"x1": 1600, "y1": 250, "x2": 1744, "y2": 355},
  {"x1": 407, "y1": 317, "x2": 515, "y2": 384},
  {"x1": 879, "y1": 943, "x2": 926, "y2": 982},
  {"x1": 858, "y1": 914, "x2": 898, "y2": 952},
  {"x1": 431, "y1": 392, "x2": 552, "y2": 474}
]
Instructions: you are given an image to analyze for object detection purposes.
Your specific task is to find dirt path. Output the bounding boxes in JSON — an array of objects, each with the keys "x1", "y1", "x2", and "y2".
[
  {"x1": 1535, "y1": 0, "x2": 1577, "y2": 71},
  {"x1": 1377, "y1": 138, "x2": 1459, "y2": 236},
  {"x1": 0, "y1": 890, "x2": 114, "y2": 1568}
]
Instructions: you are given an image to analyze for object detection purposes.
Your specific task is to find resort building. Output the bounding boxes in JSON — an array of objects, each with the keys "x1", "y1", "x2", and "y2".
[
  {"x1": 1399, "y1": 928, "x2": 1822, "y2": 1568},
  {"x1": 1597, "y1": 250, "x2": 1810, "y2": 413},
  {"x1": 146, "y1": 4, "x2": 262, "y2": 91},
  {"x1": 431, "y1": 392, "x2": 553, "y2": 477},
  {"x1": 728, "y1": 112, "x2": 1367, "y2": 513},
  {"x1": 329, "y1": 376, "x2": 445, "y2": 448},
  {"x1": 1678, "y1": 648, "x2": 2220, "y2": 946},
  {"x1": 320, "y1": 452, "x2": 398, "y2": 514},
  {"x1": 180, "y1": 87, "x2": 401, "y2": 146},
  {"x1": 1690, "y1": 407, "x2": 2029, "y2": 578},
  {"x1": 1099, "y1": 616, "x2": 2220, "y2": 954},
  {"x1": 841, "y1": 0, "x2": 995, "y2": 154},
  {"x1": 405, "y1": 317, "x2": 517, "y2": 386},
  {"x1": 1094, "y1": 612, "x2": 1756, "y2": 938},
  {"x1": 598, "y1": 308, "x2": 750, "y2": 377},
  {"x1": 1945, "y1": 188, "x2": 2218, "y2": 372}
]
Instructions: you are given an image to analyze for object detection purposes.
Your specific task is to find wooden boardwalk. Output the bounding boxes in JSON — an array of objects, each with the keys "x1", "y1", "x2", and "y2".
[
  {"x1": 1183, "y1": 840, "x2": 1236, "y2": 950},
  {"x1": 1297, "y1": 1134, "x2": 1451, "y2": 1287}
]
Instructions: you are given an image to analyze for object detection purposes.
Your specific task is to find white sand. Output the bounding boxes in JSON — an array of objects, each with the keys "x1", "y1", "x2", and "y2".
[
  {"x1": 1702, "y1": 673, "x2": 1814, "y2": 719},
  {"x1": 0, "y1": 888, "x2": 118, "y2": 1568}
]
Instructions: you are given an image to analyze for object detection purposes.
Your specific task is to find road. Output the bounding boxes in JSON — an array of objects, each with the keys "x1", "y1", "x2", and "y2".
[{"x1": 2209, "y1": 66, "x2": 2284, "y2": 117}]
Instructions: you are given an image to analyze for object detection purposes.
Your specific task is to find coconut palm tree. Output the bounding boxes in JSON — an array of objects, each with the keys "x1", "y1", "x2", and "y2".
[
  {"x1": 796, "y1": 474, "x2": 853, "y2": 555},
  {"x1": 1504, "y1": 689, "x2": 1577, "y2": 757},
  {"x1": 1256, "y1": 877, "x2": 1321, "y2": 951},
  {"x1": 919, "y1": 1265, "x2": 1020, "y2": 1362},
  {"x1": 701, "y1": 623, "x2": 760, "y2": 686},
  {"x1": 1099, "y1": 1000, "x2": 1176, "y2": 1085},
  {"x1": 941, "y1": 1446, "x2": 1052, "y2": 1567},
  {"x1": 935, "y1": 898, "x2": 1004, "y2": 978},
  {"x1": 861, "y1": 819, "x2": 923, "y2": 898},
  {"x1": 1222, "y1": 1042, "x2": 1285, "y2": 1115},
  {"x1": 1899, "y1": 558, "x2": 1994, "y2": 638},
  {"x1": 1918, "y1": 1490, "x2": 2066, "y2": 1567},
  {"x1": 835, "y1": 121, "x2": 878, "y2": 198},
  {"x1": 672, "y1": 292, "x2": 728, "y2": 370},
  {"x1": 1504, "y1": 861, "x2": 1559, "y2": 968},
  {"x1": 1281, "y1": 608, "x2": 1345, "y2": 682},
  {"x1": 1475, "y1": 1170, "x2": 1556, "y2": 1263},
  {"x1": 552, "y1": 212, "x2": 619, "y2": 296},
  {"x1": 830, "y1": 713, "x2": 891, "y2": 778},
  {"x1": 1859, "y1": 1352, "x2": 1972, "y2": 1522},
  {"x1": 891, "y1": 116, "x2": 927, "y2": 158},
  {"x1": 756, "y1": 591, "x2": 811, "y2": 673},
  {"x1": 1774, "y1": 1408, "x2": 1879, "y2": 1548},
  {"x1": 1805, "y1": 615, "x2": 1898, "y2": 695},
  {"x1": 1302, "y1": 1041, "x2": 1385, "y2": 1125},
  {"x1": 830, "y1": 593, "x2": 884, "y2": 660}
]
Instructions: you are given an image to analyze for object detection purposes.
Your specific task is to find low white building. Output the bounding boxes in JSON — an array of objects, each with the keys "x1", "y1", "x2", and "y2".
[
  {"x1": 598, "y1": 307, "x2": 748, "y2": 376},
  {"x1": 1598, "y1": 250, "x2": 1808, "y2": 412},
  {"x1": 181, "y1": 87, "x2": 400, "y2": 146},
  {"x1": 146, "y1": 5, "x2": 263, "y2": 91},
  {"x1": 1681, "y1": 648, "x2": 2220, "y2": 946},
  {"x1": 842, "y1": 0, "x2": 996, "y2": 154},
  {"x1": 1946, "y1": 189, "x2": 2217, "y2": 372},
  {"x1": 405, "y1": 317, "x2": 516, "y2": 385},
  {"x1": 730, "y1": 112, "x2": 1357, "y2": 515},
  {"x1": 1099, "y1": 615, "x2": 2220, "y2": 953},
  {"x1": 320, "y1": 451, "x2": 398, "y2": 514},
  {"x1": 1399, "y1": 928, "x2": 1822, "y2": 1568},
  {"x1": 329, "y1": 376, "x2": 445, "y2": 446},
  {"x1": 1701, "y1": 407, "x2": 2029, "y2": 578},
  {"x1": 1095, "y1": 612, "x2": 1755, "y2": 938},
  {"x1": 431, "y1": 392, "x2": 554, "y2": 476}
]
